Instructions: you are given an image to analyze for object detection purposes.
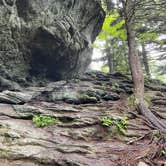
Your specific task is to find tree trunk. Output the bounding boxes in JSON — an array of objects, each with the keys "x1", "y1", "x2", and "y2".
[
  {"x1": 142, "y1": 44, "x2": 151, "y2": 76},
  {"x1": 122, "y1": 0, "x2": 166, "y2": 133},
  {"x1": 124, "y1": 2, "x2": 144, "y2": 99},
  {"x1": 106, "y1": 47, "x2": 114, "y2": 73}
]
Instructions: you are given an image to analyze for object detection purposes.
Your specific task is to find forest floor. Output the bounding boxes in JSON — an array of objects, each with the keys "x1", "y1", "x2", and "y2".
[{"x1": 0, "y1": 71, "x2": 165, "y2": 166}]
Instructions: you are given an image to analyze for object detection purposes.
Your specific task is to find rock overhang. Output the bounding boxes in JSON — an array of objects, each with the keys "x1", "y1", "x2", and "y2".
[{"x1": 0, "y1": 0, "x2": 105, "y2": 82}]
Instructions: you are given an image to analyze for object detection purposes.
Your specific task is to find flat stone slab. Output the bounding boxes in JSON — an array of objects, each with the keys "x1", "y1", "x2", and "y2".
[{"x1": 0, "y1": 72, "x2": 165, "y2": 165}]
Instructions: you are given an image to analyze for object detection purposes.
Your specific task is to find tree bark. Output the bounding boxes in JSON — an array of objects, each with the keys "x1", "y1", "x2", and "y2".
[
  {"x1": 106, "y1": 48, "x2": 113, "y2": 73},
  {"x1": 106, "y1": 41, "x2": 114, "y2": 73},
  {"x1": 124, "y1": 0, "x2": 144, "y2": 99},
  {"x1": 142, "y1": 44, "x2": 151, "y2": 76}
]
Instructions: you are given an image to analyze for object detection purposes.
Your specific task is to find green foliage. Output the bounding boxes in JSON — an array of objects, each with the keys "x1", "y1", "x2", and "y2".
[
  {"x1": 33, "y1": 115, "x2": 59, "y2": 127},
  {"x1": 101, "y1": 83, "x2": 109, "y2": 91},
  {"x1": 116, "y1": 117, "x2": 128, "y2": 134},
  {"x1": 95, "y1": 0, "x2": 166, "y2": 82},
  {"x1": 138, "y1": 32, "x2": 158, "y2": 44},
  {"x1": 112, "y1": 82, "x2": 120, "y2": 89},
  {"x1": 100, "y1": 117, "x2": 114, "y2": 126},
  {"x1": 98, "y1": 0, "x2": 107, "y2": 12},
  {"x1": 94, "y1": 12, "x2": 129, "y2": 74},
  {"x1": 97, "y1": 13, "x2": 127, "y2": 41},
  {"x1": 144, "y1": 75, "x2": 152, "y2": 85},
  {"x1": 160, "y1": 150, "x2": 166, "y2": 157},
  {"x1": 155, "y1": 75, "x2": 166, "y2": 83},
  {"x1": 101, "y1": 65, "x2": 109, "y2": 73},
  {"x1": 100, "y1": 116, "x2": 128, "y2": 134}
]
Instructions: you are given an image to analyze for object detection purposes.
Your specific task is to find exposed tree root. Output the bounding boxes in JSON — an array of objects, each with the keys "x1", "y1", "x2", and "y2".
[
  {"x1": 138, "y1": 99, "x2": 166, "y2": 134},
  {"x1": 127, "y1": 131, "x2": 152, "y2": 144}
]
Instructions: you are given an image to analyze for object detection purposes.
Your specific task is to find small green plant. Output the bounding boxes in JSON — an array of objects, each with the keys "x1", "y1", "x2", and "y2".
[
  {"x1": 73, "y1": 78, "x2": 80, "y2": 83},
  {"x1": 101, "y1": 65, "x2": 109, "y2": 73},
  {"x1": 144, "y1": 76, "x2": 152, "y2": 86},
  {"x1": 33, "y1": 115, "x2": 59, "y2": 127},
  {"x1": 100, "y1": 117, "x2": 114, "y2": 126},
  {"x1": 100, "y1": 116, "x2": 128, "y2": 134},
  {"x1": 159, "y1": 149, "x2": 166, "y2": 157},
  {"x1": 116, "y1": 117, "x2": 128, "y2": 134},
  {"x1": 112, "y1": 82, "x2": 120, "y2": 89},
  {"x1": 101, "y1": 83, "x2": 109, "y2": 90}
]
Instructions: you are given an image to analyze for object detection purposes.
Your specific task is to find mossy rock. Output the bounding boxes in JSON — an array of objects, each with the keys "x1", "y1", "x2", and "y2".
[
  {"x1": 102, "y1": 93, "x2": 120, "y2": 101},
  {"x1": 0, "y1": 150, "x2": 11, "y2": 159},
  {"x1": 79, "y1": 94, "x2": 98, "y2": 104},
  {"x1": 128, "y1": 92, "x2": 155, "y2": 107}
]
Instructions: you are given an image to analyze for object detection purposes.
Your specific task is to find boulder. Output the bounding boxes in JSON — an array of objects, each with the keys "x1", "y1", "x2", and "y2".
[{"x1": 0, "y1": 0, "x2": 104, "y2": 81}]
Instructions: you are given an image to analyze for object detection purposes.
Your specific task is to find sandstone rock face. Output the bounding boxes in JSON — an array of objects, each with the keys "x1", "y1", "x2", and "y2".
[{"x1": 0, "y1": 0, "x2": 104, "y2": 81}]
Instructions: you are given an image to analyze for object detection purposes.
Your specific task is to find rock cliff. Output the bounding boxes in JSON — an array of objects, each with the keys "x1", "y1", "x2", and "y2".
[
  {"x1": 0, "y1": 1, "x2": 165, "y2": 165},
  {"x1": 0, "y1": 0, "x2": 104, "y2": 82}
]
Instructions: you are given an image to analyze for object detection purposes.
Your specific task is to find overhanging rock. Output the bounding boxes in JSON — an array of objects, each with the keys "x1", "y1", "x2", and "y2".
[{"x1": 0, "y1": 0, "x2": 105, "y2": 81}]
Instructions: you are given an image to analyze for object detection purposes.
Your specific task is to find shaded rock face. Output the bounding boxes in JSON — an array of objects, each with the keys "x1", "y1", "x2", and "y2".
[{"x1": 0, "y1": 0, "x2": 104, "y2": 81}]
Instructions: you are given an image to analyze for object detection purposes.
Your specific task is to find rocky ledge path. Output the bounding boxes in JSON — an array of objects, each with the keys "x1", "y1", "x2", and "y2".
[{"x1": 0, "y1": 71, "x2": 165, "y2": 166}]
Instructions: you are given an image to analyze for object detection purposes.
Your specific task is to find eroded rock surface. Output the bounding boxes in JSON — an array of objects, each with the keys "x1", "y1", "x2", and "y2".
[
  {"x1": 0, "y1": 71, "x2": 165, "y2": 166},
  {"x1": 0, "y1": 0, "x2": 104, "y2": 82}
]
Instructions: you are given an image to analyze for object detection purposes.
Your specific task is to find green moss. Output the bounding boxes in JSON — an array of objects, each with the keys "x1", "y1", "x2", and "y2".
[
  {"x1": 144, "y1": 76, "x2": 152, "y2": 86},
  {"x1": 100, "y1": 116, "x2": 128, "y2": 135},
  {"x1": 33, "y1": 115, "x2": 59, "y2": 127},
  {"x1": 83, "y1": 90, "x2": 100, "y2": 99},
  {"x1": 128, "y1": 92, "x2": 154, "y2": 107},
  {"x1": 144, "y1": 92, "x2": 154, "y2": 106},
  {"x1": 101, "y1": 65, "x2": 109, "y2": 73},
  {"x1": 128, "y1": 95, "x2": 136, "y2": 107},
  {"x1": 112, "y1": 82, "x2": 120, "y2": 89},
  {"x1": 72, "y1": 79, "x2": 80, "y2": 83},
  {"x1": 79, "y1": 90, "x2": 100, "y2": 103},
  {"x1": 0, "y1": 150, "x2": 10, "y2": 158},
  {"x1": 101, "y1": 83, "x2": 109, "y2": 90},
  {"x1": 79, "y1": 94, "x2": 98, "y2": 104}
]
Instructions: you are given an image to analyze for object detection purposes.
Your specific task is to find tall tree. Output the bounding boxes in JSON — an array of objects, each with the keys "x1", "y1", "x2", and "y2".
[
  {"x1": 94, "y1": 11, "x2": 129, "y2": 74},
  {"x1": 97, "y1": 0, "x2": 165, "y2": 81},
  {"x1": 120, "y1": 0, "x2": 166, "y2": 132}
]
